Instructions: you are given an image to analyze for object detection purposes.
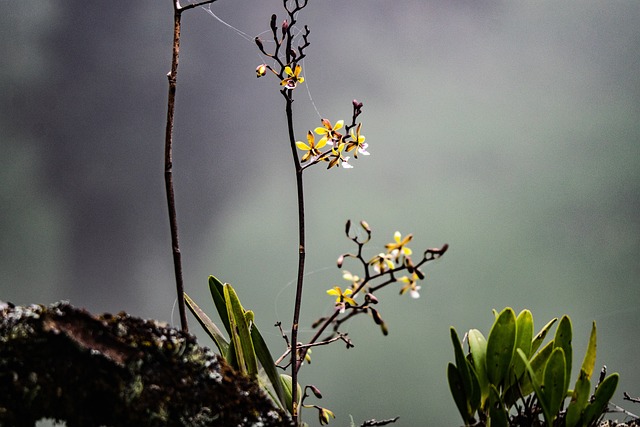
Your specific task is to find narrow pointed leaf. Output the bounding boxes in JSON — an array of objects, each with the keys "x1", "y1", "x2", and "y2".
[
  {"x1": 580, "y1": 321, "x2": 597, "y2": 380},
  {"x1": 208, "y1": 275, "x2": 232, "y2": 336},
  {"x1": 184, "y1": 292, "x2": 229, "y2": 356},
  {"x1": 566, "y1": 369, "x2": 591, "y2": 427},
  {"x1": 531, "y1": 317, "x2": 557, "y2": 355},
  {"x1": 251, "y1": 324, "x2": 287, "y2": 409},
  {"x1": 518, "y1": 340, "x2": 554, "y2": 397},
  {"x1": 486, "y1": 307, "x2": 516, "y2": 387},
  {"x1": 224, "y1": 284, "x2": 258, "y2": 378},
  {"x1": 517, "y1": 348, "x2": 554, "y2": 426}
]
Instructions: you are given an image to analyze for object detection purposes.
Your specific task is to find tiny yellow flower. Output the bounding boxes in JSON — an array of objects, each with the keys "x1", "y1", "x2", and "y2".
[
  {"x1": 326, "y1": 140, "x2": 353, "y2": 169},
  {"x1": 319, "y1": 407, "x2": 335, "y2": 425},
  {"x1": 295, "y1": 131, "x2": 327, "y2": 162},
  {"x1": 344, "y1": 123, "x2": 368, "y2": 158},
  {"x1": 385, "y1": 231, "x2": 413, "y2": 261},
  {"x1": 369, "y1": 252, "x2": 395, "y2": 274},
  {"x1": 281, "y1": 64, "x2": 304, "y2": 89},
  {"x1": 399, "y1": 273, "x2": 422, "y2": 299},
  {"x1": 327, "y1": 286, "x2": 357, "y2": 312},
  {"x1": 315, "y1": 118, "x2": 344, "y2": 147}
]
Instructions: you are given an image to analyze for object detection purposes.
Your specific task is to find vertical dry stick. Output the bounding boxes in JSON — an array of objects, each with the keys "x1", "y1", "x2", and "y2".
[
  {"x1": 164, "y1": 4, "x2": 188, "y2": 332},
  {"x1": 164, "y1": 0, "x2": 218, "y2": 332}
]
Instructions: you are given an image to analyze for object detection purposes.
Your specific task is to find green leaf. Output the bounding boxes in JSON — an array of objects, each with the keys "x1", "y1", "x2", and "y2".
[
  {"x1": 583, "y1": 373, "x2": 619, "y2": 425},
  {"x1": 518, "y1": 340, "x2": 554, "y2": 397},
  {"x1": 509, "y1": 309, "x2": 534, "y2": 388},
  {"x1": 486, "y1": 308, "x2": 516, "y2": 388},
  {"x1": 447, "y1": 363, "x2": 473, "y2": 425},
  {"x1": 183, "y1": 292, "x2": 229, "y2": 357},
  {"x1": 488, "y1": 384, "x2": 509, "y2": 427},
  {"x1": 468, "y1": 329, "x2": 490, "y2": 406},
  {"x1": 251, "y1": 324, "x2": 287, "y2": 410},
  {"x1": 580, "y1": 321, "x2": 597, "y2": 380},
  {"x1": 531, "y1": 317, "x2": 557, "y2": 355},
  {"x1": 566, "y1": 369, "x2": 591, "y2": 427},
  {"x1": 450, "y1": 327, "x2": 478, "y2": 412},
  {"x1": 224, "y1": 284, "x2": 258, "y2": 378},
  {"x1": 553, "y1": 315, "x2": 572, "y2": 394},
  {"x1": 280, "y1": 374, "x2": 302, "y2": 415},
  {"x1": 208, "y1": 275, "x2": 232, "y2": 337},
  {"x1": 517, "y1": 348, "x2": 554, "y2": 426},
  {"x1": 542, "y1": 347, "x2": 566, "y2": 420}
]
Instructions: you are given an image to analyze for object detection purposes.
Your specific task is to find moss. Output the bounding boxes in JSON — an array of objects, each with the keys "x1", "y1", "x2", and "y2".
[{"x1": 0, "y1": 301, "x2": 293, "y2": 427}]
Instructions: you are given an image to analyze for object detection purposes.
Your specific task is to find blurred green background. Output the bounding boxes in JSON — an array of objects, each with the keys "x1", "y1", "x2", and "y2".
[{"x1": 1, "y1": 1, "x2": 638, "y2": 425}]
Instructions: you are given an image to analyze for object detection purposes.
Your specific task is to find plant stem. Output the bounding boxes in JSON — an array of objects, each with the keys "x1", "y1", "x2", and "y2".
[
  {"x1": 163, "y1": 0, "x2": 220, "y2": 333},
  {"x1": 284, "y1": 89, "x2": 305, "y2": 425},
  {"x1": 164, "y1": 4, "x2": 188, "y2": 332}
]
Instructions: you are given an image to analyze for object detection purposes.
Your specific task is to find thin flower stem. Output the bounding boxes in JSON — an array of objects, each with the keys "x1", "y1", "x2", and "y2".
[{"x1": 284, "y1": 89, "x2": 306, "y2": 424}]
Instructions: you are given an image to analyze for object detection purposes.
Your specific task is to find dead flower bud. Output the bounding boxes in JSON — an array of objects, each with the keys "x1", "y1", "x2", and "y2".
[
  {"x1": 254, "y1": 37, "x2": 264, "y2": 51},
  {"x1": 365, "y1": 293, "x2": 379, "y2": 304}
]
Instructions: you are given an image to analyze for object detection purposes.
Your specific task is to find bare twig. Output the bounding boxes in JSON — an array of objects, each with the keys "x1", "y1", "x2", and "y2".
[
  {"x1": 361, "y1": 416, "x2": 400, "y2": 426},
  {"x1": 164, "y1": 0, "x2": 219, "y2": 332}
]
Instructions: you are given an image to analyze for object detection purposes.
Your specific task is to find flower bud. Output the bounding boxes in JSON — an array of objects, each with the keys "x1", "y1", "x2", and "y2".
[
  {"x1": 282, "y1": 19, "x2": 289, "y2": 32},
  {"x1": 359, "y1": 220, "x2": 371, "y2": 232},
  {"x1": 336, "y1": 254, "x2": 344, "y2": 268},
  {"x1": 270, "y1": 14, "x2": 277, "y2": 32},
  {"x1": 308, "y1": 384, "x2": 323, "y2": 399},
  {"x1": 254, "y1": 37, "x2": 264, "y2": 51}
]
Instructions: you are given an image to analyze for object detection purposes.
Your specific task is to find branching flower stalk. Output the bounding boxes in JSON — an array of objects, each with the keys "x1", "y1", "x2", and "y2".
[{"x1": 164, "y1": 0, "x2": 219, "y2": 332}]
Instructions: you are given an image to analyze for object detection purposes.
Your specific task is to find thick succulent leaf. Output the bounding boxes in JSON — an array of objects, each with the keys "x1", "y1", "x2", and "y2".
[
  {"x1": 517, "y1": 348, "x2": 554, "y2": 426},
  {"x1": 580, "y1": 321, "x2": 597, "y2": 380},
  {"x1": 543, "y1": 347, "x2": 566, "y2": 420},
  {"x1": 508, "y1": 309, "x2": 534, "y2": 388},
  {"x1": 583, "y1": 373, "x2": 619, "y2": 425},
  {"x1": 565, "y1": 369, "x2": 591, "y2": 427},
  {"x1": 468, "y1": 329, "x2": 490, "y2": 405},
  {"x1": 531, "y1": 317, "x2": 557, "y2": 354},
  {"x1": 518, "y1": 340, "x2": 554, "y2": 397},
  {"x1": 486, "y1": 307, "x2": 516, "y2": 387},
  {"x1": 448, "y1": 363, "x2": 474, "y2": 425},
  {"x1": 224, "y1": 284, "x2": 258, "y2": 378},
  {"x1": 488, "y1": 384, "x2": 509, "y2": 427},
  {"x1": 183, "y1": 292, "x2": 229, "y2": 357},
  {"x1": 553, "y1": 315, "x2": 573, "y2": 393},
  {"x1": 451, "y1": 327, "x2": 476, "y2": 408}
]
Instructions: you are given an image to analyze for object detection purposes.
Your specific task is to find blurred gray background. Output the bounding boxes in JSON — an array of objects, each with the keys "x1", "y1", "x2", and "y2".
[{"x1": 1, "y1": 1, "x2": 639, "y2": 425}]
